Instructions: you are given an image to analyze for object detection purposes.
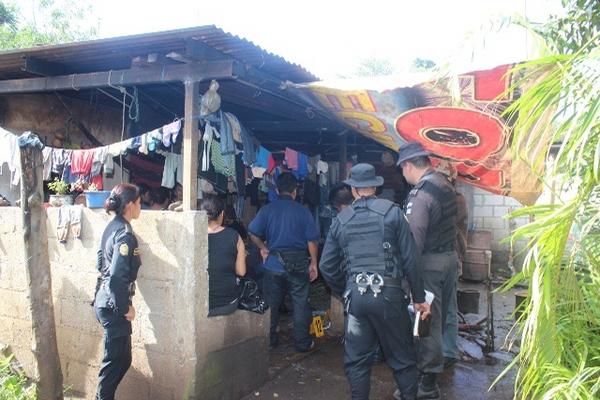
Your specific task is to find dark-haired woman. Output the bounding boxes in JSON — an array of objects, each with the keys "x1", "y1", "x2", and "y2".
[
  {"x1": 93, "y1": 183, "x2": 142, "y2": 400},
  {"x1": 201, "y1": 195, "x2": 246, "y2": 316}
]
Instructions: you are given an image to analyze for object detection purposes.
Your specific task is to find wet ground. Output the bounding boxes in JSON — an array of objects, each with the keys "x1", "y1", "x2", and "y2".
[{"x1": 242, "y1": 278, "x2": 521, "y2": 400}]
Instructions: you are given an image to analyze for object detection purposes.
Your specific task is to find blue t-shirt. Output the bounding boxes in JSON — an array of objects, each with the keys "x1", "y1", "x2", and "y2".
[{"x1": 248, "y1": 195, "x2": 319, "y2": 272}]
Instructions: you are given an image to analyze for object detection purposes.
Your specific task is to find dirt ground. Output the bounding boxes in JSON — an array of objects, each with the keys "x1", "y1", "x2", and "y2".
[{"x1": 242, "y1": 279, "x2": 521, "y2": 400}]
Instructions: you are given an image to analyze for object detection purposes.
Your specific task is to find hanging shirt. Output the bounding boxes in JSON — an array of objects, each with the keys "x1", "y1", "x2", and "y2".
[
  {"x1": 292, "y1": 152, "x2": 308, "y2": 180},
  {"x1": 162, "y1": 120, "x2": 181, "y2": 147},
  {"x1": 210, "y1": 139, "x2": 236, "y2": 177},
  {"x1": 254, "y1": 146, "x2": 271, "y2": 169},
  {"x1": 70, "y1": 149, "x2": 95, "y2": 175},
  {"x1": 161, "y1": 152, "x2": 183, "y2": 189},
  {"x1": 42, "y1": 147, "x2": 53, "y2": 180},
  {"x1": 0, "y1": 128, "x2": 20, "y2": 185},
  {"x1": 285, "y1": 147, "x2": 299, "y2": 170}
]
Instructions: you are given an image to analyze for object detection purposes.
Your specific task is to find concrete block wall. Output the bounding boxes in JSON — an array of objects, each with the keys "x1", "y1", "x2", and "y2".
[
  {"x1": 1, "y1": 207, "x2": 269, "y2": 400},
  {"x1": 458, "y1": 183, "x2": 530, "y2": 271}
]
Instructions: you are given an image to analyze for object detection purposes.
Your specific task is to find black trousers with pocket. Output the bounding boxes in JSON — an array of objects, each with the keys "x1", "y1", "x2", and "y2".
[{"x1": 344, "y1": 283, "x2": 418, "y2": 400}]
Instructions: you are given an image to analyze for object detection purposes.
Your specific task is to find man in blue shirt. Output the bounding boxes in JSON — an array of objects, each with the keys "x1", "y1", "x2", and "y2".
[{"x1": 249, "y1": 172, "x2": 319, "y2": 352}]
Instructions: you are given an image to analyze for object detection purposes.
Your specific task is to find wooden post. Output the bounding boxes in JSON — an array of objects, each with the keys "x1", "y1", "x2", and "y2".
[
  {"x1": 183, "y1": 81, "x2": 200, "y2": 210},
  {"x1": 338, "y1": 130, "x2": 348, "y2": 180},
  {"x1": 19, "y1": 142, "x2": 64, "y2": 400}
]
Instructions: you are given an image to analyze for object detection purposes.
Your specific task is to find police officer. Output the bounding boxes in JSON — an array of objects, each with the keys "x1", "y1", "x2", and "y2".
[
  {"x1": 397, "y1": 143, "x2": 459, "y2": 399},
  {"x1": 320, "y1": 163, "x2": 431, "y2": 400},
  {"x1": 93, "y1": 183, "x2": 142, "y2": 400}
]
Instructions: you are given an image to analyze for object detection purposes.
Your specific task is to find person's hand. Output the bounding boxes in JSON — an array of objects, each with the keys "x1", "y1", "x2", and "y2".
[
  {"x1": 309, "y1": 262, "x2": 318, "y2": 282},
  {"x1": 414, "y1": 302, "x2": 431, "y2": 320},
  {"x1": 260, "y1": 248, "x2": 269, "y2": 262},
  {"x1": 124, "y1": 305, "x2": 136, "y2": 321}
]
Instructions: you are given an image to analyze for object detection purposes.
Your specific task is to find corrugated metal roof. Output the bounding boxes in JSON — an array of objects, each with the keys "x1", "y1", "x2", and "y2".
[{"x1": 0, "y1": 25, "x2": 318, "y2": 82}]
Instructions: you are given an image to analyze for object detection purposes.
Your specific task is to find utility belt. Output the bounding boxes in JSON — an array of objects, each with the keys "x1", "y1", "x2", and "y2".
[
  {"x1": 272, "y1": 249, "x2": 310, "y2": 274},
  {"x1": 425, "y1": 243, "x2": 455, "y2": 254},
  {"x1": 347, "y1": 272, "x2": 405, "y2": 298}
]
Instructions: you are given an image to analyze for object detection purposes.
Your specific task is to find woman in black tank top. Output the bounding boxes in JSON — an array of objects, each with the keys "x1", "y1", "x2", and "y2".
[{"x1": 201, "y1": 195, "x2": 246, "y2": 316}]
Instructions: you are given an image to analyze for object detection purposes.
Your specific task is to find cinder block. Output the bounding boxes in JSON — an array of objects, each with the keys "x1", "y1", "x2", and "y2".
[
  {"x1": 472, "y1": 217, "x2": 483, "y2": 229},
  {"x1": 483, "y1": 217, "x2": 508, "y2": 230},
  {"x1": 493, "y1": 206, "x2": 510, "y2": 217},
  {"x1": 473, "y1": 206, "x2": 493, "y2": 217},
  {"x1": 504, "y1": 197, "x2": 523, "y2": 207},
  {"x1": 0, "y1": 288, "x2": 31, "y2": 319},
  {"x1": 60, "y1": 298, "x2": 99, "y2": 335},
  {"x1": 483, "y1": 195, "x2": 505, "y2": 206},
  {"x1": 473, "y1": 195, "x2": 484, "y2": 206}
]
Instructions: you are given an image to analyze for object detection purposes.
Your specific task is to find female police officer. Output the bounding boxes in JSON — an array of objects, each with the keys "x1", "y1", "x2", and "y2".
[{"x1": 93, "y1": 183, "x2": 142, "y2": 400}]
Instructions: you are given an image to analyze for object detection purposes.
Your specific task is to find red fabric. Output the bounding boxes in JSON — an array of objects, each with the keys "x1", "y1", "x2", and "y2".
[
  {"x1": 91, "y1": 173, "x2": 103, "y2": 190},
  {"x1": 267, "y1": 154, "x2": 276, "y2": 174},
  {"x1": 70, "y1": 149, "x2": 95, "y2": 175}
]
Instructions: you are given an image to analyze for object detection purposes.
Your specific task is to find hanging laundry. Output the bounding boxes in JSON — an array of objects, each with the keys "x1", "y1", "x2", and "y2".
[
  {"x1": 240, "y1": 125, "x2": 257, "y2": 166},
  {"x1": 0, "y1": 128, "x2": 20, "y2": 186},
  {"x1": 51, "y1": 148, "x2": 71, "y2": 177},
  {"x1": 292, "y1": 152, "x2": 309, "y2": 180},
  {"x1": 201, "y1": 122, "x2": 217, "y2": 172},
  {"x1": 147, "y1": 128, "x2": 162, "y2": 152},
  {"x1": 18, "y1": 131, "x2": 44, "y2": 149},
  {"x1": 161, "y1": 152, "x2": 183, "y2": 189},
  {"x1": 219, "y1": 111, "x2": 236, "y2": 155},
  {"x1": 211, "y1": 139, "x2": 235, "y2": 177},
  {"x1": 162, "y1": 120, "x2": 181, "y2": 147},
  {"x1": 267, "y1": 154, "x2": 276, "y2": 174},
  {"x1": 224, "y1": 112, "x2": 242, "y2": 143},
  {"x1": 57, "y1": 205, "x2": 83, "y2": 243},
  {"x1": 129, "y1": 135, "x2": 142, "y2": 150},
  {"x1": 107, "y1": 139, "x2": 132, "y2": 157},
  {"x1": 285, "y1": 147, "x2": 299, "y2": 170},
  {"x1": 42, "y1": 147, "x2": 53, "y2": 180},
  {"x1": 91, "y1": 146, "x2": 109, "y2": 177},
  {"x1": 254, "y1": 146, "x2": 271, "y2": 169},
  {"x1": 70, "y1": 149, "x2": 95, "y2": 176},
  {"x1": 251, "y1": 166, "x2": 266, "y2": 179},
  {"x1": 138, "y1": 134, "x2": 149, "y2": 155}
]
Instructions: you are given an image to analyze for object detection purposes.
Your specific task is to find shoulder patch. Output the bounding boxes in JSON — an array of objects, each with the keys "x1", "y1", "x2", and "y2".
[{"x1": 119, "y1": 243, "x2": 129, "y2": 256}]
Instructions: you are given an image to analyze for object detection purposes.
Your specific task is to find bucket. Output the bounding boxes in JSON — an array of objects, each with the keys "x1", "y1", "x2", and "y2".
[
  {"x1": 514, "y1": 291, "x2": 528, "y2": 320},
  {"x1": 84, "y1": 190, "x2": 110, "y2": 208},
  {"x1": 457, "y1": 289, "x2": 480, "y2": 314}
]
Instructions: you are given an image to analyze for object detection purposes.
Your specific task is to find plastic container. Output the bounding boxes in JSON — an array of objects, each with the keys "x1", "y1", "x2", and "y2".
[{"x1": 84, "y1": 190, "x2": 110, "y2": 208}]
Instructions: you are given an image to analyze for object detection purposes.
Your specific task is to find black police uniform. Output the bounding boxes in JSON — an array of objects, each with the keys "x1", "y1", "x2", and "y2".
[
  {"x1": 320, "y1": 196, "x2": 425, "y2": 400},
  {"x1": 404, "y1": 170, "x2": 459, "y2": 378},
  {"x1": 93, "y1": 216, "x2": 141, "y2": 400}
]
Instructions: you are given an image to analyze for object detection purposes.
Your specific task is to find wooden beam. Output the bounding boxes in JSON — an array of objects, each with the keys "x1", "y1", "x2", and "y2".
[
  {"x1": 0, "y1": 60, "x2": 244, "y2": 94},
  {"x1": 182, "y1": 81, "x2": 200, "y2": 210},
  {"x1": 185, "y1": 38, "x2": 231, "y2": 61},
  {"x1": 19, "y1": 143, "x2": 64, "y2": 399},
  {"x1": 244, "y1": 120, "x2": 339, "y2": 132},
  {"x1": 21, "y1": 56, "x2": 67, "y2": 76}
]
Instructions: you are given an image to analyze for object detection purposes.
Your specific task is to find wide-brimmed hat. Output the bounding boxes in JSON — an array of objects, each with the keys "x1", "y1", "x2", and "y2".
[
  {"x1": 344, "y1": 163, "x2": 384, "y2": 188},
  {"x1": 396, "y1": 141, "x2": 430, "y2": 166}
]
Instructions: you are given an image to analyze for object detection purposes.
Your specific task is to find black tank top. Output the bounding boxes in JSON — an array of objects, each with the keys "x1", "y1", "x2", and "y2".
[{"x1": 208, "y1": 227, "x2": 240, "y2": 310}]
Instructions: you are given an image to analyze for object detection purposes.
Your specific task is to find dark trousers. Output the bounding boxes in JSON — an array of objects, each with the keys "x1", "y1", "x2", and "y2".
[
  {"x1": 263, "y1": 269, "x2": 312, "y2": 351},
  {"x1": 344, "y1": 284, "x2": 418, "y2": 400},
  {"x1": 417, "y1": 251, "x2": 459, "y2": 374},
  {"x1": 96, "y1": 335, "x2": 132, "y2": 400}
]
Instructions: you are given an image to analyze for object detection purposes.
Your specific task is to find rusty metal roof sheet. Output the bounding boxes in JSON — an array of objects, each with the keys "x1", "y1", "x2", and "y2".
[{"x1": 0, "y1": 25, "x2": 318, "y2": 82}]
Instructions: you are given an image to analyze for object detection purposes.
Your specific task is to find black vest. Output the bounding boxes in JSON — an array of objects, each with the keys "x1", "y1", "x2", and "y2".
[
  {"x1": 411, "y1": 173, "x2": 457, "y2": 253},
  {"x1": 337, "y1": 198, "x2": 401, "y2": 277}
]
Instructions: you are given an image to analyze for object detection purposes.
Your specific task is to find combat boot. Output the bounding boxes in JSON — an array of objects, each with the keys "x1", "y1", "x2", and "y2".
[
  {"x1": 393, "y1": 389, "x2": 417, "y2": 400},
  {"x1": 417, "y1": 373, "x2": 440, "y2": 399}
]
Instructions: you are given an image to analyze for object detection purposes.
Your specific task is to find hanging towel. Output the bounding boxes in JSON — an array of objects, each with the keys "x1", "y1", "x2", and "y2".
[
  {"x1": 211, "y1": 139, "x2": 235, "y2": 177},
  {"x1": 139, "y1": 134, "x2": 149, "y2": 154},
  {"x1": 42, "y1": 147, "x2": 53, "y2": 180},
  {"x1": 219, "y1": 111, "x2": 236, "y2": 155},
  {"x1": 162, "y1": 120, "x2": 181, "y2": 147},
  {"x1": 0, "y1": 129, "x2": 21, "y2": 186},
  {"x1": 70, "y1": 149, "x2": 95, "y2": 175},
  {"x1": 255, "y1": 146, "x2": 271, "y2": 169},
  {"x1": 285, "y1": 147, "x2": 299, "y2": 170},
  {"x1": 57, "y1": 205, "x2": 83, "y2": 243},
  {"x1": 107, "y1": 139, "x2": 132, "y2": 157},
  {"x1": 292, "y1": 152, "x2": 308, "y2": 180},
  {"x1": 267, "y1": 154, "x2": 276, "y2": 174},
  {"x1": 224, "y1": 112, "x2": 242, "y2": 143},
  {"x1": 161, "y1": 152, "x2": 183, "y2": 189},
  {"x1": 91, "y1": 146, "x2": 109, "y2": 177},
  {"x1": 201, "y1": 123, "x2": 217, "y2": 172},
  {"x1": 240, "y1": 125, "x2": 257, "y2": 166}
]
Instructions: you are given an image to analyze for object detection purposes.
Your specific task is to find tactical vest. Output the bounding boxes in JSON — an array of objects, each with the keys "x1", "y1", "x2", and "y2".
[
  {"x1": 412, "y1": 173, "x2": 457, "y2": 253},
  {"x1": 337, "y1": 198, "x2": 401, "y2": 278}
]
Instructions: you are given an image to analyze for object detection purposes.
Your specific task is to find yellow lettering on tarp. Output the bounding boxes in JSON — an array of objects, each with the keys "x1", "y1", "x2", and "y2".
[
  {"x1": 310, "y1": 87, "x2": 377, "y2": 112},
  {"x1": 336, "y1": 111, "x2": 395, "y2": 147}
]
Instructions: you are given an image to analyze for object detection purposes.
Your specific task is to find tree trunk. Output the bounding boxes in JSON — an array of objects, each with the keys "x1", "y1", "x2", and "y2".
[{"x1": 19, "y1": 143, "x2": 64, "y2": 400}]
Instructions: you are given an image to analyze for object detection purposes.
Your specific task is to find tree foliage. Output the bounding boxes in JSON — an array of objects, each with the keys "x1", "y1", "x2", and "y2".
[
  {"x1": 498, "y1": 0, "x2": 600, "y2": 398},
  {"x1": 0, "y1": 0, "x2": 97, "y2": 51},
  {"x1": 354, "y1": 57, "x2": 396, "y2": 77}
]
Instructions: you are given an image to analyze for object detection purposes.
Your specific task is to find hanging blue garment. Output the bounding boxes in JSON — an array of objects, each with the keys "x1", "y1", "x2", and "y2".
[
  {"x1": 255, "y1": 146, "x2": 271, "y2": 169},
  {"x1": 240, "y1": 125, "x2": 257, "y2": 166},
  {"x1": 292, "y1": 152, "x2": 309, "y2": 180},
  {"x1": 219, "y1": 110, "x2": 236, "y2": 155}
]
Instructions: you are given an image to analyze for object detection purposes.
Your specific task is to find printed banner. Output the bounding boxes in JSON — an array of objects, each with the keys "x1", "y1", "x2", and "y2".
[{"x1": 290, "y1": 64, "x2": 543, "y2": 205}]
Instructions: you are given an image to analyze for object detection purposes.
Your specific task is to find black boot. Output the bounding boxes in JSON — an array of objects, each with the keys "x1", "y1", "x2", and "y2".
[{"x1": 417, "y1": 373, "x2": 440, "y2": 399}]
